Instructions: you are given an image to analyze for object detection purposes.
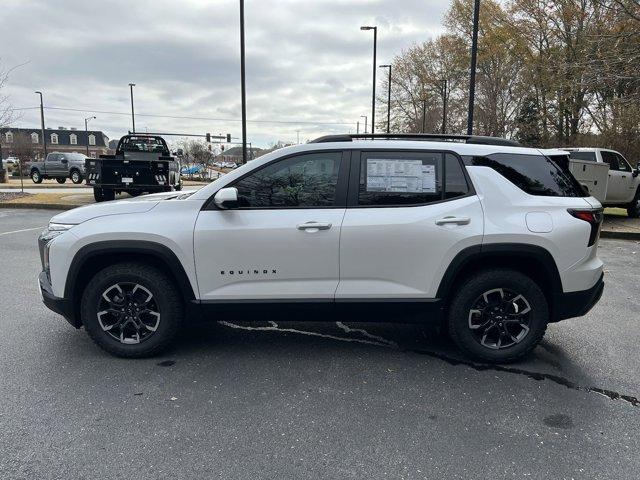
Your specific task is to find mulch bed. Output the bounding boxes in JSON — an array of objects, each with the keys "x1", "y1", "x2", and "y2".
[{"x1": 0, "y1": 192, "x2": 32, "y2": 201}]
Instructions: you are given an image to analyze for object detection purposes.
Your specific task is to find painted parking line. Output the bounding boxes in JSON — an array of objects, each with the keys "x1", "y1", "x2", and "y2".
[{"x1": 0, "y1": 226, "x2": 45, "y2": 237}]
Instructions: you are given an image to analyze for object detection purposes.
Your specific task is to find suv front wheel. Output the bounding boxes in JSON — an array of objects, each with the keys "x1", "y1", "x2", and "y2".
[
  {"x1": 81, "y1": 263, "x2": 183, "y2": 358},
  {"x1": 448, "y1": 269, "x2": 548, "y2": 363}
]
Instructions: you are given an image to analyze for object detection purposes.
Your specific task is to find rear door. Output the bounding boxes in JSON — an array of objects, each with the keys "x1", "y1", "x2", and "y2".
[{"x1": 337, "y1": 150, "x2": 483, "y2": 301}]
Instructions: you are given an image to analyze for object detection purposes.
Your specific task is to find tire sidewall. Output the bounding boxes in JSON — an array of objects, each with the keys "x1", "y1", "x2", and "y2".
[
  {"x1": 31, "y1": 170, "x2": 41, "y2": 183},
  {"x1": 81, "y1": 268, "x2": 178, "y2": 356},
  {"x1": 449, "y1": 270, "x2": 548, "y2": 362}
]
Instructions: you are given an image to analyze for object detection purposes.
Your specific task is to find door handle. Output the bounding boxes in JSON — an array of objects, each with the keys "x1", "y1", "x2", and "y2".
[
  {"x1": 297, "y1": 221, "x2": 332, "y2": 231},
  {"x1": 435, "y1": 216, "x2": 471, "y2": 226}
]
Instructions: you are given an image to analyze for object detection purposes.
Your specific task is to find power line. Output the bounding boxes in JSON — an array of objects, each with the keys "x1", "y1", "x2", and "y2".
[{"x1": 9, "y1": 106, "x2": 356, "y2": 127}]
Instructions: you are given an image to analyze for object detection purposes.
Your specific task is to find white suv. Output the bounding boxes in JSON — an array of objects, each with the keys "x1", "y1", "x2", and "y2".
[{"x1": 38, "y1": 134, "x2": 605, "y2": 363}]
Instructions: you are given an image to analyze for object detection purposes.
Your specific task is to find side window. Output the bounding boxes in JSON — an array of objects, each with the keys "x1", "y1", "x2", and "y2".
[
  {"x1": 601, "y1": 151, "x2": 619, "y2": 170},
  {"x1": 615, "y1": 154, "x2": 631, "y2": 172},
  {"x1": 47, "y1": 154, "x2": 58, "y2": 162},
  {"x1": 569, "y1": 151, "x2": 597, "y2": 162},
  {"x1": 233, "y1": 152, "x2": 342, "y2": 208},
  {"x1": 468, "y1": 153, "x2": 586, "y2": 197},
  {"x1": 358, "y1": 152, "x2": 443, "y2": 206},
  {"x1": 445, "y1": 153, "x2": 470, "y2": 199}
]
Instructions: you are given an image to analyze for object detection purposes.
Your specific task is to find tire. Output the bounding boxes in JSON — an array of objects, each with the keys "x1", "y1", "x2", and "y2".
[
  {"x1": 70, "y1": 170, "x2": 83, "y2": 184},
  {"x1": 80, "y1": 263, "x2": 184, "y2": 358},
  {"x1": 128, "y1": 190, "x2": 142, "y2": 197},
  {"x1": 627, "y1": 188, "x2": 640, "y2": 218},
  {"x1": 31, "y1": 170, "x2": 43, "y2": 184},
  {"x1": 56, "y1": 177, "x2": 66, "y2": 184},
  {"x1": 93, "y1": 188, "x2": 104, "y2": 202},
  {"x1": 102, "y1": 189, "x2": 115, "y2": 201},
  {"x1": 448, "y1": 269, "x2": 548, "y2": 363}
]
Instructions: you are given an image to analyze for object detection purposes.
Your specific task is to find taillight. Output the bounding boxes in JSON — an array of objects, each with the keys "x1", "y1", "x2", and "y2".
[{"x1": 568, "y1": 208, "x2": 603, "y2": 247}]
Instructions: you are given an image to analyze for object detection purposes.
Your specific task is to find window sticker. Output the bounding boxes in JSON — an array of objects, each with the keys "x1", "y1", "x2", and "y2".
[{"x1": 366, "y1": 159, "x2": 436, "y2": 193}]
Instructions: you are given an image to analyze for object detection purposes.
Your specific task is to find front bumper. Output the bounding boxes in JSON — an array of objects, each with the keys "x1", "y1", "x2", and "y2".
[
  {"x1": 39, "y1": 271, "x2": 79, "y2": 328},
  {"x1": 552, "y1": 273, "x2": 604, "y2": 322}
]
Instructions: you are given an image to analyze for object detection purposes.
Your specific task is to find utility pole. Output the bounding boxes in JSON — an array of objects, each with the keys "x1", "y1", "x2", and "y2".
[
  {"x1": 360, "y1": 115, "x2": 368, "y2": 134},
  {"x1": 467, "y1": 0, "x2": 480, "y2": 135},
  {"x1": 35, "y1": 91, "x2": 47, "y2": 158},
  {"x1": 356, "y1": 121, "x2": 360, "y2": 134},
  {"x1": 129, "y1": 83, "x2": 136, "y2": 133},
  {"x1": 421, "y1": 99, "x2": 427, "y2": 134},
  {"x1": 379, "y1": 64, "x2": 391, "y2": 133},
  {"x1": 442, "y1": 79, "x2": 448, "y2": 134},
  {"x1": 84, "y1": 116, "x2": 96, "y2": 156},
  {"x1": 361, "y1": 26, "x2": 377, "y2": 134},
  {"x1": 240, "y1": 0, "x2": 248, "y2": 164}
]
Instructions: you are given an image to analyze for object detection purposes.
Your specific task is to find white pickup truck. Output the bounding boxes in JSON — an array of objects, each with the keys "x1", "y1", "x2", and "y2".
[{"x1": 544, "y1": 148, "x2": 640, "y2": 218}]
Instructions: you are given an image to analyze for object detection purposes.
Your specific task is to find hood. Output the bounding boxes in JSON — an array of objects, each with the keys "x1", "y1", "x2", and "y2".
[{"x1": 50, "y1": 193, "x2": 178, "y2": 225}]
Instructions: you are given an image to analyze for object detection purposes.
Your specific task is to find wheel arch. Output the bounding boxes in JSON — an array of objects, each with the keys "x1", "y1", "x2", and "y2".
[
  {"x1": 436, "y1": 243, "x2": 563, "y2": 319},
  {"x1": 65, "y1": 241, "x2": 197, "y2": 327}
]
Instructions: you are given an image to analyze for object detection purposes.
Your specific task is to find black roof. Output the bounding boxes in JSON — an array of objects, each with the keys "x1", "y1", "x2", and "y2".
[
  {"x1": 309, "y1": 133, "x2": 521, "y2": 147},
  {"x1": 0, "y1": 127, "x2": 108, "y2": 147}
]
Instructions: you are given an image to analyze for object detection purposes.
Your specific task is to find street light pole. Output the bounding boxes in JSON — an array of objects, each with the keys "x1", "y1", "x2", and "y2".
[
  {"x1": 128, "y1": 83, "x2": 136, "y2": 133},
  {"x1": 442, "y1": 79, "x2": 448, "y2": 134},
  {"x1": 356, "y1": 121, "x2": 360, "y2": 134},
  {"x1": 360, "y1": 115, "x2": 368, "y2": 134},
  {"x1": 421, "y1": 99, "x2": 427, "y2": 134},
  {"x1": 84, "y1": 116, "x2": 96, "y2": 156},
  {"x1": 467, "y1": 0, "x2": 481, "y2": 135},
  {"x1": 240, "y1": 0, "x2": 248, "y2": 164},
  {"x1": 35, "y1": 91, "x2": 47, "y2": 159},
  {"x1": 361, "y1": 26, "x2": 377, "y2": 134},
  {"x1": 379, "y1": 64, "x2": 391, "y2": 133}
]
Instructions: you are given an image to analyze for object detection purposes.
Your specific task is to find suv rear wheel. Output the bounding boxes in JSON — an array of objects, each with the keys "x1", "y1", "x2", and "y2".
[
  {"x1": 81, "y1": 263, "x2": 183, "y2": 358},
  {"x1": 448, "y1": 269, "x2": 548, "y2": 363}
]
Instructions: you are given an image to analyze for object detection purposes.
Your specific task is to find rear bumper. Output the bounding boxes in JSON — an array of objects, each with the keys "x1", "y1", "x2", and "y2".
[
  {"x1": 552, "y1": 273, "x2": 604, "y2": 322},
  {"x1": 39, "y1": 271, "x2": 79, "y2": 328}
]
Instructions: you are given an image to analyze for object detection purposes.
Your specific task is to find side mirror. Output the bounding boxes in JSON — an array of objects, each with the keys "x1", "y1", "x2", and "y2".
[
  {"x1": 213, "y1": 187, "x2": 238, "y2": 209},
  {"x1": 61, "y1": 158, "x2": 68, "y2": 164}
]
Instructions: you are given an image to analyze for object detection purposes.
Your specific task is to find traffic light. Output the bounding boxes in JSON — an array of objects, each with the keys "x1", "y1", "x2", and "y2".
[
  {"x1": 226, "y1": 133, "x2": 231, "y2": 143},
  {"x1": 206, "y1": 133, "x2": 211, "y2": 142}
]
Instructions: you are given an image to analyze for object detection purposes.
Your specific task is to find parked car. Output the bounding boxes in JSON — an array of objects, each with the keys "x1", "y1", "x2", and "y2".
[
  {"x1": 29, "y1": 152, "x2": 87, "y2": 184},
  {"x1": 4, "y1": 156, "x2": 19, "y2": 165},
  {"x1": 38, "y1": 133, "x2": 604, "y2": 363},
  {"x1": 86, "y1": 134, "x2": 182, "y2": 202},
  {"x1": 561, "y1": 148, "x2": 640, "y2": 217}
]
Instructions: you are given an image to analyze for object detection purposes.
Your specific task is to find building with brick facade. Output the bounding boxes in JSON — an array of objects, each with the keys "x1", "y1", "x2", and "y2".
[{"x1": 0, "y1": 127, "x2": 109, "y2": 160}]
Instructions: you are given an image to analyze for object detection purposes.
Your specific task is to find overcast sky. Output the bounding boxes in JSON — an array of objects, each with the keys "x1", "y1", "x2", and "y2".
[{"x1": 2, "y1": 0, "x2": 448, "y2": 147}]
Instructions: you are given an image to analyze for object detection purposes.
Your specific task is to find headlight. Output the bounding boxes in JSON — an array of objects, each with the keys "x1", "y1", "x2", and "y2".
[{"x1": 39, "y1": 223, "x2": 75, "y2": 274}]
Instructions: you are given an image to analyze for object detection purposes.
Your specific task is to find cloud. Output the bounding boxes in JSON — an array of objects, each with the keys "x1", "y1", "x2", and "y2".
[{"x1": 2, "y1": 0, "x2": 448, "y2": 146}]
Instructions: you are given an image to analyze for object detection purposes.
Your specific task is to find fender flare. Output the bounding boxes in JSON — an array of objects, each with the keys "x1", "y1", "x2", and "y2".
[
  {"x1": 436, "y1": 243, "x2": 563, "y2": 300},
  {"x1": 64, "y1": 240, "x2": 197, "y2": 303}
]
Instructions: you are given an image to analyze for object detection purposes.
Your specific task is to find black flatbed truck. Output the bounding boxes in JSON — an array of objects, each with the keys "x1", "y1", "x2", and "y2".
[{"x1": 86, "y1": 134, "x2": 182, "y2": 202}]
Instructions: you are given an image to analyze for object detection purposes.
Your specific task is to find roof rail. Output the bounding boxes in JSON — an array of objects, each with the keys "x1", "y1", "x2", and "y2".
[{"x1": 309, "y1": 133, "x2": 521, "y2": 147}]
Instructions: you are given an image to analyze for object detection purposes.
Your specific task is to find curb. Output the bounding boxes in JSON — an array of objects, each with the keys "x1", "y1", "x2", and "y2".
[
  {"x1": 0, "y1": 202, "x2": 79, "y2": 211},
  {"x1": 600, "y1": 230, "x2": 640, "y2": 241},
  {"x1": 0, "y1": 184, "x2": 87, "y2": 190}
]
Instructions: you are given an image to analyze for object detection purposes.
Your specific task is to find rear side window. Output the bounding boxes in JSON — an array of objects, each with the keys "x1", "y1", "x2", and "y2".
[
  {"x1": 357, "y1": 151, "x2": 470, "y2": 206},
  {"x1": 601, "y1": 151, "x2": 619, "y2": 170},
  {"x1": 467, "y1": 153, "x2": 586, "y2": 197},
  {"x1": 569, "y1": 151, "x2": 596, "y2": 162}
]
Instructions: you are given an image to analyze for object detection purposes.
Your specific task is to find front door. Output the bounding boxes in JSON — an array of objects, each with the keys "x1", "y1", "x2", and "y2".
[
  {"x1": 46, "y1": 154, "x2": 63, "y2": 175},
  {"x1": 614, "y1": 153, "x2": 637, "y2": 203},
  {"x1": 337, "y1": 150, "x2": 483, "y2": 301},
  {"x1": 194, "y1": 150, "x2": 348, "y2": 301},
  {"x1": 602, "y1": 151, "x2": 625, "y2": 202}
]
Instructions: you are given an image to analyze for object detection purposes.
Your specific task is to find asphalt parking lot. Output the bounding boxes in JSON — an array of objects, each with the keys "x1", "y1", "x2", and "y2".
[{"x1": 1, "y1": 208, "x2": 639, "y2": 479}]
